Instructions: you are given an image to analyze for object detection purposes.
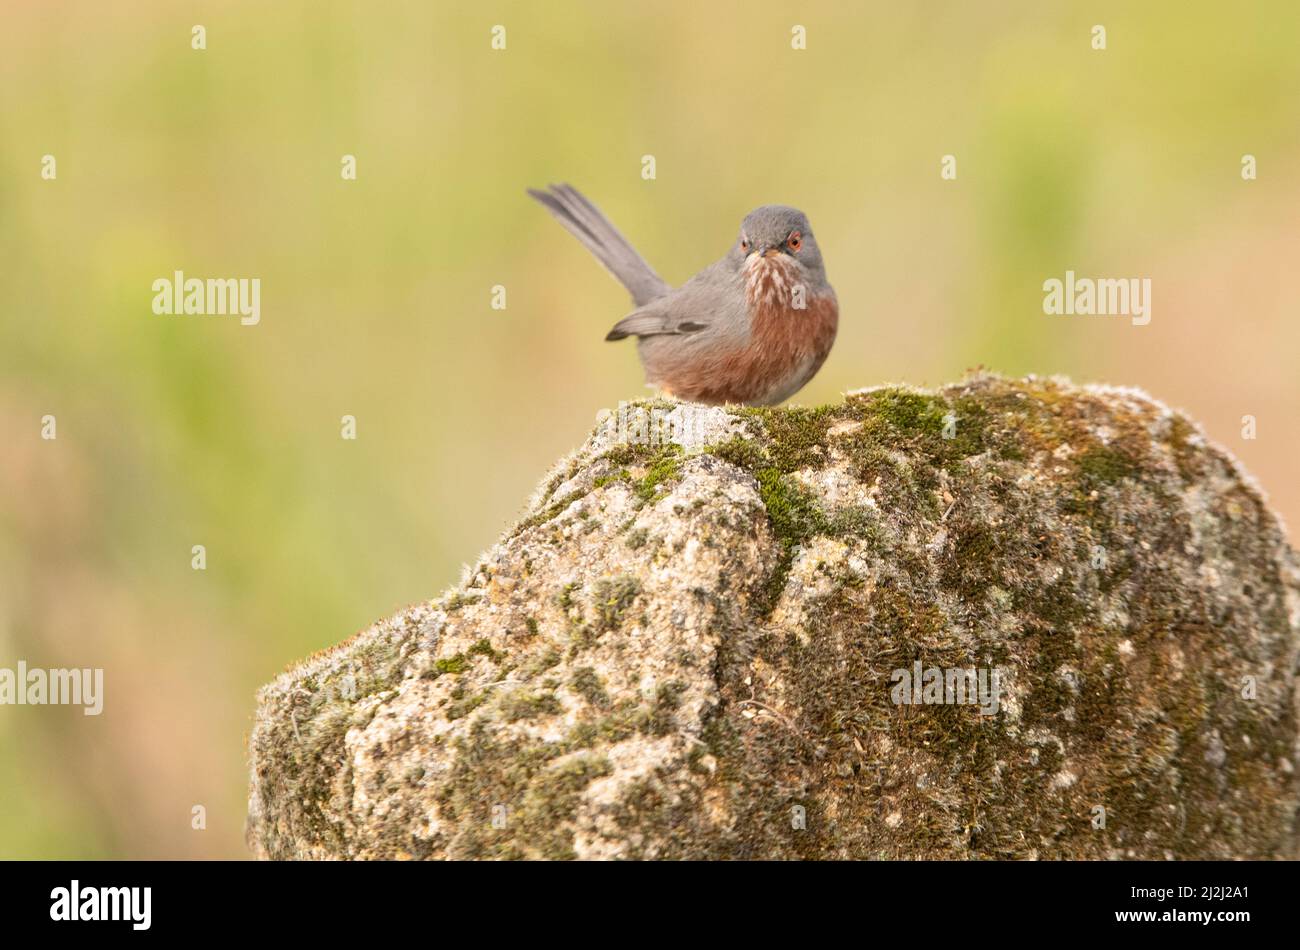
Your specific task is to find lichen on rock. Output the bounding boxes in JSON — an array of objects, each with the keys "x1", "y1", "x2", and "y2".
[{"x1": 246, "y1": 374, "x2": 1300, "y2": 859}]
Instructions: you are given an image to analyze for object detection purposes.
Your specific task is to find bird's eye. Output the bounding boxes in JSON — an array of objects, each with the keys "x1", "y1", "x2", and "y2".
[
  {"x1": 787, "y1": 231, "x2": 802, "y2": 252},
  {"x1": 740, "y1": 237, "x2": 750, "y2": 251}
]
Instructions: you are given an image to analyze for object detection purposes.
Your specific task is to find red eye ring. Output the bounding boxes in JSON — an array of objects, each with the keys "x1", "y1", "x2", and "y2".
[
  {"x1": 740, "y1": 237, "x2": 750, "y2": 251},
  {"x1": 787, "y1": 232, "x2": 802, "y2": 251}
]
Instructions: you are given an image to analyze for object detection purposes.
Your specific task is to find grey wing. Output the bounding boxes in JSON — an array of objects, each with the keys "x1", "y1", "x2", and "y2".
[
  {"x1": 527, "y1": 184, "x2": 671, "y2": 307},
  {"x1": 604, "y1": 302, "x2": 709, "y2": 341},
  {"x1": 604, "y1": 262, "x2": 744, "y2": 342}
]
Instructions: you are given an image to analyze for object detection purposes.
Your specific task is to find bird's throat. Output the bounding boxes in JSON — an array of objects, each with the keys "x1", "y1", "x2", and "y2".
[{"x1": 744, "y1": 254, "x2": 803, "y2": 311}]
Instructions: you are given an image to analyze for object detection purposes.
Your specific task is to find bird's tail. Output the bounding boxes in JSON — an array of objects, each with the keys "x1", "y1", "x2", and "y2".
[{"x1": 527, "y1": 183, "x2": 670, "y2": 307}]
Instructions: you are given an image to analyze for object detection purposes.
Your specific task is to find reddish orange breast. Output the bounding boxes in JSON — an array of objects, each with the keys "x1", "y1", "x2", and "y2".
[{"x1": 663, "y1": 289, "x2": 838, "y2": 405}]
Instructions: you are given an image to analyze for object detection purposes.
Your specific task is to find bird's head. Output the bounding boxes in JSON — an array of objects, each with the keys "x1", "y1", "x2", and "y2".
[
  {"x1": 738, "y1": 209, "x2": 826, "y2": 278},
  {"x1": 734, "y1": 205, "x2": 828, "y2": 303}
]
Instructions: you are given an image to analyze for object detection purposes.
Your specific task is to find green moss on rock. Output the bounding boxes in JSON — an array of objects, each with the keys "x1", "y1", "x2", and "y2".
[{"x1": 248, "y1": 374, "x2": 1300, "y2": 860}]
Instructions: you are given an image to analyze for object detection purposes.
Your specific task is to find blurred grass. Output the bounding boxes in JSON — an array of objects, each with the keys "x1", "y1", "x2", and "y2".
[{"x1": 1, "y1": 0, "x2": 1297, "y2": 857}]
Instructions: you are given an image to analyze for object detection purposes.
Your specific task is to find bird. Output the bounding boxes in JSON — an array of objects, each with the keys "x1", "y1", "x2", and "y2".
[{"x1": 527, "y1": 184, "x2": 838, "y2": 406}]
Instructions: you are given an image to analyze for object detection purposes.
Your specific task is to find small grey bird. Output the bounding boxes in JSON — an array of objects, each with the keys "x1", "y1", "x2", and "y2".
[{"x1": 528, "y1": 183, "x2": 837, "y2": 406}]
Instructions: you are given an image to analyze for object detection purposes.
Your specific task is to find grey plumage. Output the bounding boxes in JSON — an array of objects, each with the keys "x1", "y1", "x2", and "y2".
[
  {"x1": 605, "y1": 259, "x2": 749, "y2": 345},
  {"x1": 597, "y1": 204, "x2": 831, "y2": 347},
  {"x1": 526, "y1": 184, "x2": 670, "y2": 307}
]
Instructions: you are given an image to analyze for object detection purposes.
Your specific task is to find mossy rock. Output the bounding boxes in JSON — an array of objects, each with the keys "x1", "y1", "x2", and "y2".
[{"x1": 247, "y1": 374, "x2": 1300, "y2": 859}]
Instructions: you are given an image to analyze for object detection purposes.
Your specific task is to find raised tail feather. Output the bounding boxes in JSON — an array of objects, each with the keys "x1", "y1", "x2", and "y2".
[{"x1": 527, "y1": 184, "x2": 670, "y2": 307}]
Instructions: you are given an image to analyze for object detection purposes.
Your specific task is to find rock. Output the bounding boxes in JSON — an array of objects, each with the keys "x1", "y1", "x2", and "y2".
[{"x1": 246, "y1": 374, "x2": 1300, "y2": 859}]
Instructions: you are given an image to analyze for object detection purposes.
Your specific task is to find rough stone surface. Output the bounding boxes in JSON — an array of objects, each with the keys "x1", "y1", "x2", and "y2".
[{"x1": 246, "y1": 374, "x2": 1300, "y2": 859}]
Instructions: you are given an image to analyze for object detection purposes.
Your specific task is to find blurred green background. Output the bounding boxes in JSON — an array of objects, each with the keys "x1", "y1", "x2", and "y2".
[{"x1": 1, "y1": 1, "x2": 1297, "y2": 858}]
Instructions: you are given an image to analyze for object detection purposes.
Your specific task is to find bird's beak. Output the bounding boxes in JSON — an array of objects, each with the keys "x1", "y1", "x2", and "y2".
[{"x1": 761, "y1": 247, "x2": 781, "y2": 259}]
